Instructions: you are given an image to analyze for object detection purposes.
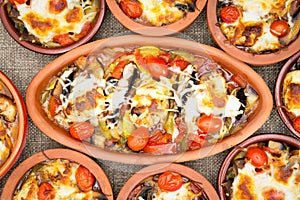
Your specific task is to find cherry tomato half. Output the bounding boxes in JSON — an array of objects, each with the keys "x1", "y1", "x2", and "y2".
[
  {"x1": 120, "y1": 0, "x2": 143, "y2": 19},
  {"x1": 270, "y1": 20, "x2": 289, "y2": 37},
  {"x1": 145, "y1": 56, "x2": 169, "y2": 79},
  {"x1": 148, "y1": 131, "x2": 172, "y2": 145},
  {"x1": 170, "y1": 56, "x2": 190, "y2": 71},
  {"x1": 111, "y1": 60, "x2": 129, "y2": 79},
  {"x1": 197, "y1": 115, "x2": 222, "y2": 133},
  {"x1": 48, "y1": 96, "x2": 62, "y2": 118},
  {"x1": 230, "y1": 74, "x2": 247, "y2": 88},
  {"x1": 293, "y1": 116, "x2": 300, "y2": 132},
  {"x1": 53, "y1": 34, "x2": 75, "y2": 47},
  {"x1": 143, "y1": 143, "x2": 177, "y2": 154},
  {"x1": 220, "y1": 6, "x2": 240, "y2": 23},
  {"x1": 69, "y1": 121, "x2": 94, "y2": 140},
  {"x1": 127, "y1": 126, "x2": 150, "y2": 151},
  {"x1": 158, "y1": 171, "x2": 183, "y2": 192},
  {"x1": 246, "y1": 146, "x2": 268, "y2": 167},
  {"x1": 38, "y1": 182, "x2": 55, "y2": 200},
  {"x1": 75, "y1": 165, "x2": 95, "y2": 192}
]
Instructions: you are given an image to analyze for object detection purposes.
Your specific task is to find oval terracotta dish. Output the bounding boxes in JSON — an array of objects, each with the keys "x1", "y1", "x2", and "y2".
[
  {"x1": 1, "y1": 148, "x2": 113, "y2": 199},
  {"x1": 106, "y1": 0, "x2": 207, "y2": 36},
  {"x1": 0, "y1": 70, "x2": 27, "y2": 179},
  {"x1": 26, "y1": 35, "x2": 273, "y2": 164},
  {"x1": 117, "y1": 163, "x2": 220, "y2": 200},
  {"x1": 206, "y1": 0, "x2": 300, "y2": 66},
  {"x1": 275, "y1": 51, "x2": 300, "y2": 138},
  {"x1": 218, "y1": 133, "x2": 300, "y2": 200},
  {"x1": 0, "y1": 0, "x2": 105, "y2": 54}
]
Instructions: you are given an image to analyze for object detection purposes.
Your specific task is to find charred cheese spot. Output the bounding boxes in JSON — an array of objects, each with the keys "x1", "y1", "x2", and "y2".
[
  {"x1": 235, "y1": 174, "x2": 257, "y2": 200},
  {"x1": 22, "y1": 12, "x2": 58, "y2": 37},
  {"x1": 65, "y1": 7, "x2": 83, "y2": 23},
  {"x1": 262, "y1": 188, "x2": 285, "y2": 200},
  {"x1": 48, "y1": 0, "x2": 67, "y2": 14},
  {"x1": 274, "y1": 166, "x2": 293, "y2": 184}
]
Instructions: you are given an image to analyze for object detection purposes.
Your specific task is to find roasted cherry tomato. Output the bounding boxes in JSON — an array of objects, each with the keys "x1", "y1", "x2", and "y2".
[
  {"x1": 53, "y1": 34, "x2": 75, "y2": 46},
  {"x1": 158, "y1": 171, "x2": 183, "y2": 192},
  {"x1": 197, "y1": 115, "x2": 222, "y2": 133},
  {"x1": 48, "y1": 96, "x2": 62, "y2": 118},
  {"x1": 120, "y1": 0, "x2": 143, "y2": 19},
  {"x1": 38, "y1": 182, "x2": 55, "y2": 200},
  {"x1": 111, "y1": 60, "x2": 129, "y2": 79},
  {"x1": 69, "y1": 121, "x2": 94, "y2": 140},
  {"x1": 170, "y1": 56, "x2": 190, "y2": 71},
  {"x1": 220, "y1": 6, "x2": 240, "y2": 23},
  {"x1": 246, "y1": 146, "x2": 268, "y2": 167},
  {"x1": 143, "y1": 143, "x2": 177, "y2": 154},
  {"x1": 9, "y1": 0, "x2": 26, "y2": 4},
  {"x1": 145, "y1": 56, "x2": 169, "y2": 79},
  {"x1": 75, "y1": 22, "x2": 93, "y2": 39},
  {"x1": 270, "y1": 20, "x2": 289, "y2": 37},
  {"x1": 127, "y1": 126, "x2": 150, "y2": 151},
  {"x1": 75, "y1": 165, "x2": 95, "y2": 192},
  {"x1": 148, "y1": 131, "x2": 172, "y2": 145},
  {"x1": 293, "y1": 116, "x2": 300, "y2": 132}
]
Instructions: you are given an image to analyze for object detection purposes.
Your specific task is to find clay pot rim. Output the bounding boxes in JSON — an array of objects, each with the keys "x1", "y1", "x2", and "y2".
[
  {"x1": 106, "y1": 0, "x2": 207, "y2": 36},
  {"x1": 0, "y1": 70, "x2": 27, "y2": 179},
  {"x1": 217, "y1": 133, "x2": 300, "y2": 200},
  {"x1": 117, "y1": 163, "x2": 220, "y2": 200},
  {"x1": 206, "y1": 0, "x2": 300, "y2": 66},
  {"x1": 0, "y1": 0, "x2": 106, "y2": 54},
  {"x1": 1, "y1": 148, "x2": 114, "y2": 200},
  {"x1": 26, "y1": 34, "x2": 273, "y2": 165},
  {"x1": 275, "y1": 51, "x2": 300, "y2": 138}
]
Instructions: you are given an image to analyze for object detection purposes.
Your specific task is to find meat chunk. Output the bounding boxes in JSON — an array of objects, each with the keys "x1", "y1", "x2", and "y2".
[{"x1": 0, "y1": 94, "x2": 17, "y2": 122}]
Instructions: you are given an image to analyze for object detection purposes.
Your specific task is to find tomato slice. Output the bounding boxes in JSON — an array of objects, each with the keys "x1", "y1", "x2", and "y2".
[
  {"x1": 197, "y1": 115, "x2": 222, "y2": 133},
  {"x1": 143, "y1": 143, "x2": 177, "y2": 154},
  {"x1": 293, "y1": 116, "x2": 300, "y2": 132},
  {"x1": 145, "y1": 56, "x2": 169, "y2": 79},
  {"x1": 148, "y1": 131, "x2": 172, "y2": 145},
  {"x1": 48, "y1": 96, "x2": 62, "y2": 118},
  {"x1": 246, "y1": 146, "x2": 268, "y2": 167},
  {"x1": 270, "y1": 20, "x2": 289, "y2": 37},
  {"x1": 170, "y1": 56, "x2": 190, "y2": 71},
  {"x1": 37, "y1": 182, "x2": 55, "y2": 200},
  {"x1": 111, "y1": 60, "x2": 129, "y2": 79},
  {"x1": 220, "y1": 6, "x2": 240, "y2": 23},
  {"x1": 75, "y1": 165, "x2": 95, "y2": 192},
  {"x1": 53, "y1": 34, "x2": 75, "y2": 47},
  {"x1": 127, "y1": 126, "x2": 150, "y2": 151},
  {"x1": 69, "y1": 121, "x2": 94, "y2": 140},
  {"x1": 158, "y1": 171, "x2": 183, "y2": 192},
  {"x1": 120, "y1": 0, "x2": 143, "y2": 19}
]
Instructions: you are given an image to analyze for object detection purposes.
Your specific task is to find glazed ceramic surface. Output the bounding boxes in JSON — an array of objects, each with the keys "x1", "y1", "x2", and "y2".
[
  {"x1": 1, "y1": 148, "x2": 113, "y2": 199},
  {"x1": 0, "y1": 0, "x2": 105, "y2": 54},
  {"x1": 26, "y1": 35, "x2": 273, "y2": 164},
  {"x1": 0, "y1": 70, "x2": 27, "y2": 179},
  {"x1": 206, "y1": 0, "x2": 300, "y2": 66}
]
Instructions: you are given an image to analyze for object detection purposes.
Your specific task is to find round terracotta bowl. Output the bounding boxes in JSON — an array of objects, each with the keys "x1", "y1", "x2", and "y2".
[
  {"x1": 0, "y1": 0, "x2": 105, "y2": 54},
  {"x1": 206, "y1": 0, "x2": 300, "y2": 66},
  {"x1": 106, "y1": 0, "x2": 207, "y2": 36},
  {"x1": 275, "y1": 51, "x2": 300, "y2": 138},
  {"x1": 26, "y1": 35, "x2": 273, "y2": 164},
  {"x1": 117, "y1": 163, "x2": 220, "y2": 200},
  {"x1": 0, "y1": 70, "x2": 27, "y2": 179},
  {"x1": 1, "y1": 148, "x2": 113, "y2": 199},
  {"x1": 218, "y1": 133, "x2": 300, "y2": 200}
]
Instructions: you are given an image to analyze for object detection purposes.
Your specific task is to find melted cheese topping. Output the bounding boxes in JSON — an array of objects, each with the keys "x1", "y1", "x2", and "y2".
[
  {"x1": 13, "y1": 159, "x2": 104, "y2": 200},
  {"x1": 283, "y1": 70, "x2": 300, "y2": 116},
  {"x1": 15, "y1": 0, "x2": 98, "y2": 45},
  {"x1": 219, "y1": 0, "x2": 294, "y2": 53},
  {"x1": 231, "y1": 150, "x2": 300, "y2": 200}
]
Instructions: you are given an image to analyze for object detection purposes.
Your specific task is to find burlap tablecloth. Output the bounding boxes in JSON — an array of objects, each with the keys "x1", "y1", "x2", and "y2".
[{"x1": 0, "y1": 5, "x2": 297, "y2": 198}]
